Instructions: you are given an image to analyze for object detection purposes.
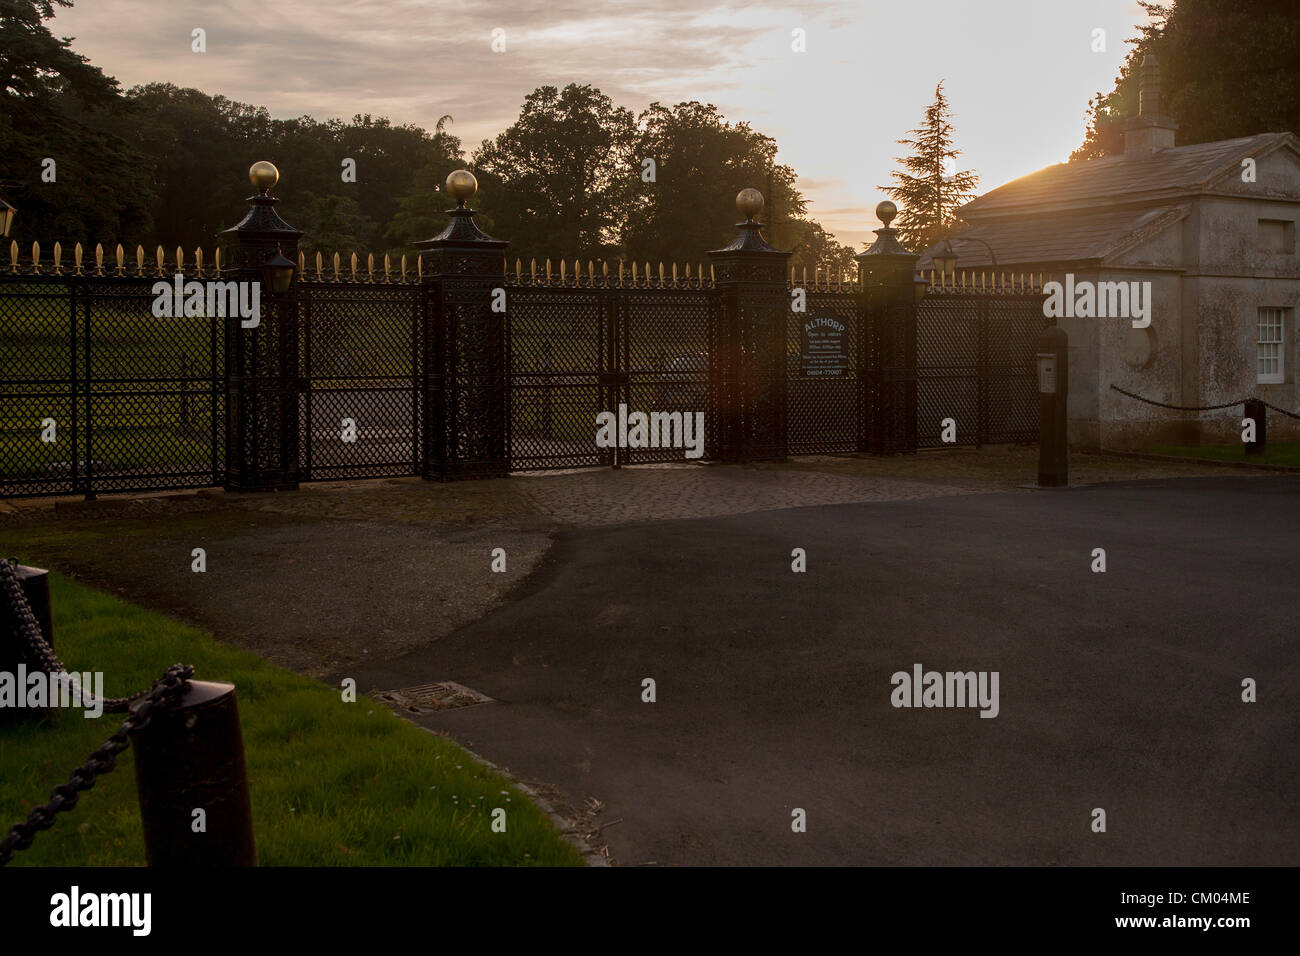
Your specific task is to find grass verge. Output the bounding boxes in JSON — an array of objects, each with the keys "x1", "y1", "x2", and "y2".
[
  {"x1": 1144, "y1": 442, "x2": 1300, "y2": 467},
  {"x1": 0, "y1": 571, "x2": 585, "y2": 866}
]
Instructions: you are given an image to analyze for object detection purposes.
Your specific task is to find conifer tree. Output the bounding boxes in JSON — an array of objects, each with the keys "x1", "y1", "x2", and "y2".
[{"x1": 878, "y1": 81, "x2": 979, "y2": 252}]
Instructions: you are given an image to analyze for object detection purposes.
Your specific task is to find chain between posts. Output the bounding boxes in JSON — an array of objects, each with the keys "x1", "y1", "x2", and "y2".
[
  {"x1": 0, "y1": 558, "x2": 194, "y2": 865},
  {"x1": 1109, "y1": 384, "x2": 1300, "y2": 419}
]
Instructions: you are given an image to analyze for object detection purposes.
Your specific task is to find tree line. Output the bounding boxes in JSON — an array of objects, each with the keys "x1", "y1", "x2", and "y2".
[
  {"x1": 1073, "y1": 0, "x2": 1300, "y2": 161},
  {"x1": 0, "y1": 1, "x2": 859, "y2": 274}
]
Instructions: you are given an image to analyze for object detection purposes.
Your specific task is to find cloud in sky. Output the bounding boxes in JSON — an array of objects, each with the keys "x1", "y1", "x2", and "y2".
[{"x1": 51, "y1": 0, "x2": 1151, "y2": 250}]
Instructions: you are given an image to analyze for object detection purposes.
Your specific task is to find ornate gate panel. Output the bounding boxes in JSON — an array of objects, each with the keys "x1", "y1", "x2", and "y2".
[{"x1": 297, "y1": 281, "x2": 423, "y2": 480}]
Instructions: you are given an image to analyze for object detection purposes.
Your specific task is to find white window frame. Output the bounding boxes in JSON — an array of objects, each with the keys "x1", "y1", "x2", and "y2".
[{"x1": 1257, "y1": 307, "x2": 1285, "y2": 385}]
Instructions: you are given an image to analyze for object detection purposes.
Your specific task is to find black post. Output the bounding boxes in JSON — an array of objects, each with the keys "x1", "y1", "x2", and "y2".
[
  {"x1": 0, "y1": 563, "x2": 55, "y2": 725},
  {"x1": 131, "y1": 680, "x2": 256, "y2": 866},
  {"x1": 708, "y1": 188, "x2": 792, "y2": 463},
  {"x1": 857, "y1": 201, "x2": 920, "y2": 455},
  {"x1": 418, "y1": 171, "x2": 509, "y2": 480},
  {"x1": 1244, "y1": 398, "x2": 1266, "y2": 456},
  {"x1": 1034, "y1": 325, "x2": 1069, "y2": 486},
  {"x1": 220, "y1": 161, "x2": 302, "y2": 492}
]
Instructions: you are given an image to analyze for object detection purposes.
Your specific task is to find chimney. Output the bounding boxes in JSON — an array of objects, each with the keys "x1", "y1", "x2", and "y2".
[{"x1": 1123, "y1": 54, "x2": 1178, "y2": 157}]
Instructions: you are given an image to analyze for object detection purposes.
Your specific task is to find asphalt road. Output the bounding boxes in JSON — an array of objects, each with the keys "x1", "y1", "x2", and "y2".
[{"x1": 352, "y1": 477, "x2": 1300, "y2": 866}]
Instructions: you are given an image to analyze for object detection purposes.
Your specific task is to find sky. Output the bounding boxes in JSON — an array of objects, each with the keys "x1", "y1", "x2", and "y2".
[{"x1": 50, "y1": 0, "x2": 1152, "y2": 250}]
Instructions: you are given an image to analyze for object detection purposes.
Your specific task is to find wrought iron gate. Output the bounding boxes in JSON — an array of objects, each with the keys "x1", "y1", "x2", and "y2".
[
  {"x1": 0, "y1": 275, "x2": 224, "y2": 498},
  {"x1": 506, "y1": 280, "x2": 716, "y2": 470},
  {"x1": 916, "y1": 290, "x2": 1049, "y2": 448},
  {"x1": 297, "y1": 281, "x2": 424, "y2": 480}
]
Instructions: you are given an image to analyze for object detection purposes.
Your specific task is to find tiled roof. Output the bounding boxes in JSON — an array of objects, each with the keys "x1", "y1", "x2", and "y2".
[
  {"x1": 958, "y1": 133, "x2": 1288, "y2": 218},
  {"x1": 917, "y1": 206, "x2": 1188, "y2": 270}
]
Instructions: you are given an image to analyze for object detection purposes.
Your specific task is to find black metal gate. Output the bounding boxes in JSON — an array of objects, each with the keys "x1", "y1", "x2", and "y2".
[
  {"x1": 0, "y1": 274, "x2": 224, "y2": 498},
  {"x1": 916, "y1": 290, "x2": 1049, "y2": 448},
  {"x1": 297, "y1": 281, "x2": 424, "y2": 480},
  {"x1": 787, "y1": 290, "x2": 864, "y2": 454},
  {"x1": 507, "y1": 280, "x2": 715, "y2": 470}
]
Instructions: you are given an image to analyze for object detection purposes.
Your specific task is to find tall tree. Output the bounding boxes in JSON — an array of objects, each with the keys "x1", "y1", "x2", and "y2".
[
  {"x1": 0, "y1": 0, "x2": 155, "y2": 245},
  {"x1": 622, "y1": 100, "x2": 806, "y2": 265},
  {"x1": 1072, "y1": 0, "x2": 1300, "y2": 161},
  {"x1": 878, "y1": 81, "x2": 979, "y2": 253},
  {"x1": 786, "y1": 219, "x2": 857, "y2": 279},
  {"x1": 473, "y1": 84, "x2": 638, "y2": 263}
]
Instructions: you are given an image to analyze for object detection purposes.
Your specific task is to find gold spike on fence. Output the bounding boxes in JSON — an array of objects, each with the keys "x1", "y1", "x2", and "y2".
[
  {"x1": 95, "y1": 243, "x2": 104, "y2": 276},
  {"x1": 385, "y1": 254, "x2": 392, "y2": 283},
  {"x1": 52, "y1": 242, "x2": 62, "y2": 275},
  {"x1": 367, "y1": 253, "x2": 375, "y2": 282},
  {"x1": 8, "y1": 241, "x2": 16, "y2": 274},
  {"x1": 559, "y1": 259, "x2": 566, "y2": 283},
  {"x1": 401, "y1": 254, "x2": 408, "y2": 281},
  {"x1": 349, "y1": 252, "x2": 358, "y2": 280}
]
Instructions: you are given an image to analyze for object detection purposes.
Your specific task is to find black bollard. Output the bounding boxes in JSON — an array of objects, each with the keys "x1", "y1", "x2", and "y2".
[
  {"x1": 0, "y1": 564, "x2": 55, "y2": 725},
  {"x1": 1244, "y1": 398, "x2": 1266, "y2": 456},
  {"x1": 1034, "y1": 326, "x2": 1069, "y2": 486},
  {"x1": 131, "y1": 680, "x2": 257, "y2": 866}
]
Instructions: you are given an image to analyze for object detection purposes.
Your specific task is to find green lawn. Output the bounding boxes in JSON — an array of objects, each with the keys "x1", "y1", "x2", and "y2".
[
  {"x1": 1145, "y1": 442, "x2": 1300, "y2": 467},
  {"x1": 0, "y1": 571, "x2": 585, "y2": 866}
]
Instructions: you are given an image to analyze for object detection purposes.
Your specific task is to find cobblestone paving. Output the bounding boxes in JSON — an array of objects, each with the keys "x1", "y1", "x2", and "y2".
[
  {"x1": 0, "y1": 446, "x2": 1269, "y2": 531},
  {"x1": 512, "y1": 463, "x2": 994, "y2": 526}
]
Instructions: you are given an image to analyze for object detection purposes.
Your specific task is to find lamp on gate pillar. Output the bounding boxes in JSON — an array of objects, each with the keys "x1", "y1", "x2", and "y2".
[
  {"x1": 856, "y1": 201, "x2": 922, "y2": 454},
  {"x1": 220, "y1": 161, "x2": 303, "y2": 493},
  {"x1": 0, "y1": 196, "x2": 15, "y2": 238}
]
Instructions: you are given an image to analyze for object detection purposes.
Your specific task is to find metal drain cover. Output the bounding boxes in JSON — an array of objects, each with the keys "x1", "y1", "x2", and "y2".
[{"x1": 374, "y1": 681, "x2": 494, "y2": 713}]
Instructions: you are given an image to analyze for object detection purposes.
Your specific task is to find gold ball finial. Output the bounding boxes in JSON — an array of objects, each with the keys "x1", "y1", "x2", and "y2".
[
  {"x1": 249, "y1": 161, "x2": 279, "y2": 193},
  {"x1": 876, "y1": 201, "x2": 897, "y2": 228},
  {"x1": 446, "y1": 170, "x2": 477, "y2": 206},
  {"x1": 736, "y1": 188, "x2": 764, "y2": 221}
]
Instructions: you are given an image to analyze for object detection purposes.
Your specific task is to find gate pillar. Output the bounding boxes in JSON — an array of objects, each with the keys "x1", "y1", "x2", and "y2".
[
  {"x1": 708, "y1": 189, "x2": 792, "y2": 463},
  {"x1": 417, "y1": 171, "x2": 510, "y2": 480},
  {"x1": 856, "y1": 201, "x2": 922, "y2": 455},
  {"x1": 220, "y1": 161, "x2": 302, "y2": 492}
]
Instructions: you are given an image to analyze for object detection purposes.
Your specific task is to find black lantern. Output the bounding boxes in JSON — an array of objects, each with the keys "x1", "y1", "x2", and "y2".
[
  {"x1": 0, "y1": 197, "x2": 15, "y2": 239},
  {"x1": 914, "y1": 274, "x2": 930, "y2": 303},
  {"x1": 262, "y1": 249, "x2": 296, "y2": 295},
  {"x1": 932, "y1": 239, "x2": 958, "y2": 277}
]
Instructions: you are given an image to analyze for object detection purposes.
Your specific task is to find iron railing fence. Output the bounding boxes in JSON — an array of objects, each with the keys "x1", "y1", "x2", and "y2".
[
  {"x1": 0, "y1": 251, "x2": 1051, "y2": 495},
  {"x1": 0, "y1": 272, "x2": 224, "y2": 498}
]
